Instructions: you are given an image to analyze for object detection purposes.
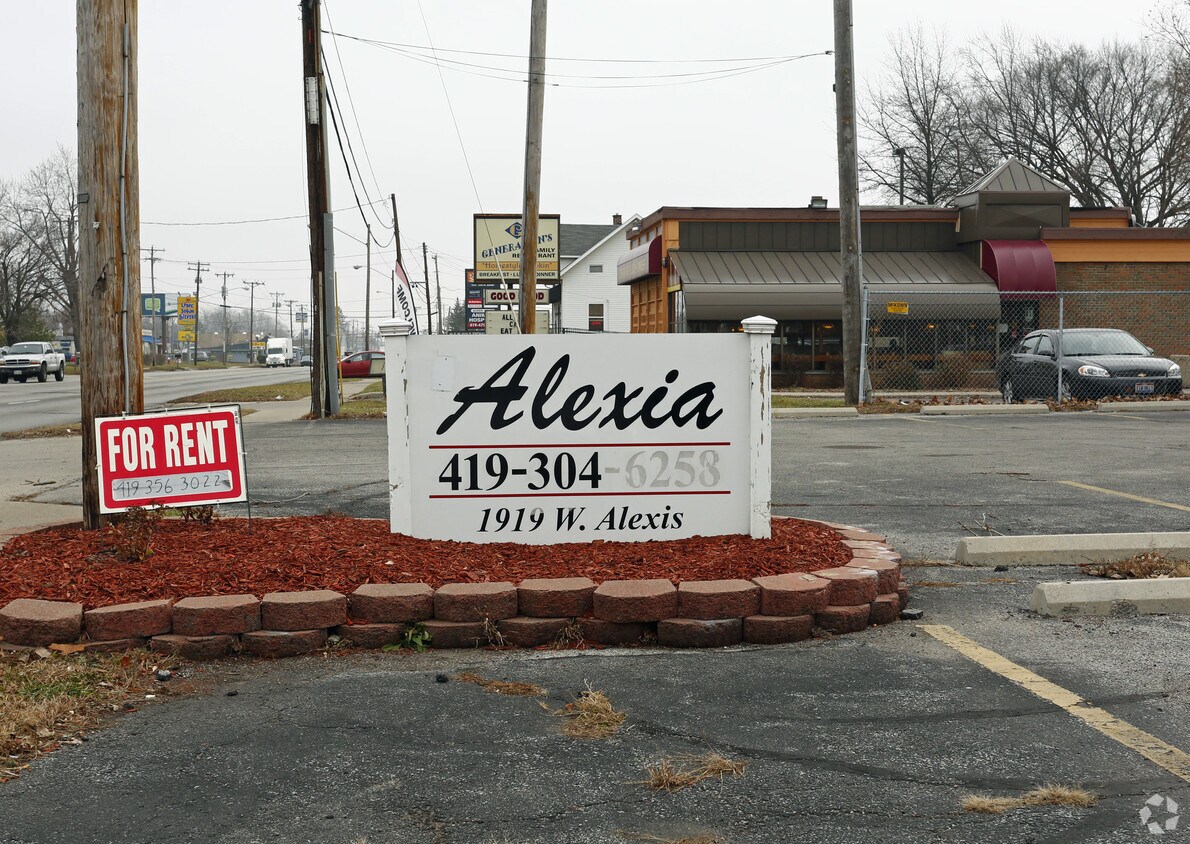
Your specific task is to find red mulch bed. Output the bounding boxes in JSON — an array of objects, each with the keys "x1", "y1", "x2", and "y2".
[{"x1": 0, "y1": 516, "x2": 851, "y2": 609}]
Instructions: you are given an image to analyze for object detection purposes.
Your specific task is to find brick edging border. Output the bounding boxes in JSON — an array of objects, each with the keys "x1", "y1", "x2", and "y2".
[{"x1": 0, "y1": 519, "x2": 908, "y2": 658}]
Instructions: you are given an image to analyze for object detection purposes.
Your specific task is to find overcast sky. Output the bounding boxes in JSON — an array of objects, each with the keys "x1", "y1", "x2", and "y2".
[{"x1": 1, "y1": 1, "x2": 1161, "y2": 330}]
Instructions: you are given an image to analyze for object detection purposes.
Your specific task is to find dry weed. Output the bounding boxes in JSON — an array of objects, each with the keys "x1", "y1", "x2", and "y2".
[
  {"x1": 962, "y1": 784, "x2": 1096, "y2": 814},
  {"x1": 621, "y1": 834, "x2": 724, "y2": 844},
  {"x1": 482, "y1": 618, "x2": 507, "y2": 648},
  {"x1": 456, "y1": 672, "x2": 545, "y2": 697},
  {"x1": 639, "y1": 753, "x2": 747, "y2": 792},
  {"x1": 961, "y1": 795, "x2": 1022, "y2": 814},
  {"x1": 1081, "y1": 553, "x2": 1190, "y2": 580},
  {"x1": 545, "y1": 684, "x2": 626, "y2": 739}
]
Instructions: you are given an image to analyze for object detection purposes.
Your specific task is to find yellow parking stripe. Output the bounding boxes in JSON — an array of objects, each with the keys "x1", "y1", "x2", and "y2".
[
  {"x1": 921, "y1": 624, "x2": 1190, "y2": 782},
  {"x1": 1058, "y1": 480, "x2": 1190, "y2": 514}
]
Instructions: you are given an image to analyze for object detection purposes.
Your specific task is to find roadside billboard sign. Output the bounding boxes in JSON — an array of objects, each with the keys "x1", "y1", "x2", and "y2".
[
  {"x1": 177, "y1": 296, "x2": 197, "y2": 325},
  {"x1": 483, "y1": 288, "x2": 549, "y2": 306},
  {"x1": 95, "y1": 406, "x2": 247, "y2": 513},
  {"x1": 473, "y1": 214, "x2": 560, "y2": 282},
  {"x1": 382, "y1": 321, "x2": 777, "y2": 544},
  {"x1": 177, "y1": 329, "x2": 195, "y2": 342},
  {"x1": 485, "y1": 310, "x2": 550, "y2": 335},
  {"x1": 141, "y1": 293, "x2": 166, "y2": 316}
]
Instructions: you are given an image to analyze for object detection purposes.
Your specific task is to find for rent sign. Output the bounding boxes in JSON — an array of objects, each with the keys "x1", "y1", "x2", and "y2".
[
  {"x1": 95, "y1": 406, "x2": 247, "y2": 513},
  {"x1": 381, "y1": 319, "x2": 776, "y2": 544}
]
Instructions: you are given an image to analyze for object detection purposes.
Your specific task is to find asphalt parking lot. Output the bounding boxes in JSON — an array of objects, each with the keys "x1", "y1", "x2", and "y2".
[
  {"x1": 0, "y1": 565, "x2": 1186, "y2": 844},
  {"x1": 221, "y1": 410, "x2": 1190, "y2": 560}
]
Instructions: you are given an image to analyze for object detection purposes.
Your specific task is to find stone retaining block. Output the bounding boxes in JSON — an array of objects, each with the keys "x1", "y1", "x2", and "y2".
[
  {"x1": 84, "y1": 599, "x2": 172, "y2": 641},
  {"x1": 752, "y1": 573, "x2": 830, "y2": 616},
  {"x1": 434, "y1": 583, "x2": 518, "y2": 623},
  {"x1": 578, "y1": 618, "x2": 654, "y2": 646},
  {"x1": 497, "y1": 617, "x2": 572, "y2": 648},
  {"x1": 262, "y1": 590, "x2": 347, "y2": 631},
  {"x1": 814, "y1": 568, "x2": 879, "y2": 606},
  {"x1": 816, "y1": 605, "x2": 870, "y2": 634},
  {"x1": 844, "y1": 559, "x2": 901, "y2": 594},
  {"x1": 658, "y1": 618, "x2": 742, "y2": 648},
  {"x1": 333, "y1": 623, "x2": 407, "y2": 649},
  {"x1": 517, "y1": 578, "x2": 596, "y2": 618},
  {"x1": 743, "y1": 615, "x2": 814, "y2": 645},
  {"x1": 897, "y1": 581, "x2": 911, "y2": 608},
  {"x1": 172, "y1": 595, "x2": 260, "y2": 636},
  {"x1": 593, "y1": 579, "x2": 677, "y2": 623},
  {"x1": 851, "y1": 547, "x2": 903, "y2": 564},
  {"x1": 243, "y1": 629, "x2": 326, "y2": 659},
  {"x1": 424, "y1": 620, "x2": 487, "y2": 649},
  {"x1": 842, "y1": 539, "x2": 887, "y2": 551},
  {"x1": 349, "y1": 584, "x2": 433, "y2": 623},
  {"x1": 870, "y1": 594, "x2": 900, "y2": 625},
  {"x1": 150, "y1": 634, "x2": 238, "y2": 659},
  {"x1": 0, "y1": 599, "x2": 84, "y2": 647},
  {"x1": 839, "y1": 529, "x2": 887, "y2": 543},
  {"x1": 677, "y1": 580, "x2": 760, "y2": 620}
]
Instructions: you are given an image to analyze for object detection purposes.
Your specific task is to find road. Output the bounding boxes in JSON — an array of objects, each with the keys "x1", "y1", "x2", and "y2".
[{"x1": 0, "y1": 366, "x2": 309, "y2": 434}]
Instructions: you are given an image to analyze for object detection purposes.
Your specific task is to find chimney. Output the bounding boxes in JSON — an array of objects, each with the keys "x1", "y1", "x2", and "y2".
[
  {"x1": 612, "y1": 213, "x2": 622, "y2": 226},
  {"x1": 809, "y1": 196, "x2": 828, "y2": 209}
]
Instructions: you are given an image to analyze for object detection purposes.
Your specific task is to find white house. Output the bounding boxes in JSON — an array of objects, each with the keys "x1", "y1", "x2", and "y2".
[{"x1": 552, "y1": 214, "x2": 640, "y2": 333}]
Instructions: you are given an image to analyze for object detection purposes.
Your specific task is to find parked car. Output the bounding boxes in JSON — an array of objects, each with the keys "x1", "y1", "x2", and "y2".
[
  {"x1": 195, "y1": 351, "x2": 210, "y2": 362},
  {"x1": 300, "y1": 355, "x2": 314, "y2": 367},
  {"x1": 997, "y1": 328, "x2": 1182, "y2": 402},
  {"x1": 0, "y1": 341, "x2": 67, "y2": 384},
  {"x1": 339, "y1": 350, "x2": 384, "y2": 378}
]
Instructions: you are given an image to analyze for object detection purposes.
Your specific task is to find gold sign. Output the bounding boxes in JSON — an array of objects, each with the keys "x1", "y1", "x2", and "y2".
[{"x1": 886, "y1": 301, "x2": 909, "y2": 314}]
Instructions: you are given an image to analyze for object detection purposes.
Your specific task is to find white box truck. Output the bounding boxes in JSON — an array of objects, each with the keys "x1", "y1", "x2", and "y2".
[{"x1": 265, "y1": 338, "x2": 294, "y2": 367}]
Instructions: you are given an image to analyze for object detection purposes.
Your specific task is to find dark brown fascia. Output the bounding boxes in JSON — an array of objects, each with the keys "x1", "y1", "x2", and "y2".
[
  {"x1": 635, "y1": 205, "x2": 958, "y2": 232},
  {"x1": 1041, "y1": 227, "x2": 1190, "y2": 240}
]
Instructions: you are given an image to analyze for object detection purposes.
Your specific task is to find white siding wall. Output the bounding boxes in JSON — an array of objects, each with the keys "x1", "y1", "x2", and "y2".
[{"x1": 559, "y1": 226, "x2": 634, "y2": 333}]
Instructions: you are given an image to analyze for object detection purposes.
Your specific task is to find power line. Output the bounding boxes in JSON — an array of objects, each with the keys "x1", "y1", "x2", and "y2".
[{"x1": 143, "y1": 198, "x2": 388, "y2": 227}]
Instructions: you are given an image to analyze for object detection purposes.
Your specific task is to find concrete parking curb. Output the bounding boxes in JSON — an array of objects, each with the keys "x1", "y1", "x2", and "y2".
[
  {"x1": 920, "y1": 404, "x2": 1049, "y2": 416},
  {"x1": 773, "y1": 407, "x2": 859, "y2": 418},
  {"x1": 1095, "y1": 400, "x2": 1190, "y2": 413},
  {"x1": 1030, "y1": 577, "x2": 1190, "y2": 617},
  {"x1": 955, "y1": 532, "x2": 1190, "y2": 566}
]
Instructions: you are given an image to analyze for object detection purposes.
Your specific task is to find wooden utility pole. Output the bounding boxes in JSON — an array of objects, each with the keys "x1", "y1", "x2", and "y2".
[
  {"x1": 834, "y1": 0, "x2": 864, "y2": 406},
  {"x1": 302, "y1": 0, "x2": 338, "y2": 415},
  {"x1": 187, "y1": 261, "x2": 208, "y2": 362},
  {"x1": 518, "y1": 0, "x2": 547, "y2": 334},
  {"x1": 364, "y1": 223, "x2": 371, "y2": 349},
  {"x1": 244, "y1": 280, "x2": 265, "y2": 363},
  {"x1": 433, "y1": 254, "x2": 442, "y2": 334},
  {"x1": 390, "y1": 194, "x2": 401, "y2": 319},
  {"x1": 216, "y1": 271, "x2": 234, "y2": 363},
  {"x1": 77, "y1": 0, "x2": 143, "y2": 529},
  {"x1": 141, "y1": 245, "x2": 163, "y2": 363},
  {"x1": 422, "y1": 241, "x2": 433, "y2": 334}
]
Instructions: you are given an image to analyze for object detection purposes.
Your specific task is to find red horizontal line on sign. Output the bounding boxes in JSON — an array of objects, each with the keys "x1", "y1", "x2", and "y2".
[
  {"x1": 429, "y1": 442, "x2": 732, "y2": 449},
  {"x1": 429, "y1": 490, "x2": 732, "y2": 499}
]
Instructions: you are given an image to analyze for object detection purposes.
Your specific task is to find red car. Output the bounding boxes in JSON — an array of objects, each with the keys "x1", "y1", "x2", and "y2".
[{"x1": 338, "y1": 350, "x2": 384, "y2": 378}]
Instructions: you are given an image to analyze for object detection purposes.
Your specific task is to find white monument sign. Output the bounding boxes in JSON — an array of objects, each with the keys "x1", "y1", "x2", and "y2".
[{"x1": 382, "y1": 317, "x2": 776, "y2": 544}]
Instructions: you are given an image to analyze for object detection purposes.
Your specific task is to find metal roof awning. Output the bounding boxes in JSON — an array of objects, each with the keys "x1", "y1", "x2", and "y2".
[
  {"x1": 981, "y1": 240, "x2": 1057, "y2": 298},
  {"x1": 669, "y1": 250, "x2": 1001, "y2": 321}
]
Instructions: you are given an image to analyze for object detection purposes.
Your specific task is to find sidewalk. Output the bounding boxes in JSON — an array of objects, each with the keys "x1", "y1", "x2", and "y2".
[{"x1": 0, "y1": 379, "x2": 379, "y2": 544}]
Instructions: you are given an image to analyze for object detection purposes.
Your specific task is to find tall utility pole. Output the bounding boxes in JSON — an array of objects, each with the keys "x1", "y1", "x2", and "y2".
[
  {"x1": 421, "y1": 241, "x2": 433, "y2": 334},
  {"x1": 271, "y1": 291, "x2": 282, "y2": 337},
  {"x1": 518, "y1": 0, "x2": 548, "y2": 335},
  {"x1": 390, "y1": 193, "x2": 401, "y2": 319},
  {"x1": 78, "y1": 0, "x2": 142, "y2": 529},
  {"x1": 215, "y1": 271, "x2": 234, "y2": 363},
  {"x1": 286, "y1": 298, "x2": 297, "y2": 347},
  {"x1": 244, "y1": 280, "x2": 265, "y2": 364},
  {"x1": 188, "y1": 261, "x2": 209, "y2": 362},
  {"x1": 141, "y1": 246, "x2": 163, "y2": 363},
  {"x1": 301, "y1": 0, "x2": 338, "y2": 415},
  {"x1": 433, "y1": 254, "x2": 442, "y2": 334},
  {"x1": 834, "y1": 0, "x2": 863, "y2": 406},
  {"x1": 364, "y1": 223, "x2": 371, "y2": 350}
]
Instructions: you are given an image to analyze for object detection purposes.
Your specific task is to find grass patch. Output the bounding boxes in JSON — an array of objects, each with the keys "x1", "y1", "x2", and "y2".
[
  {"x1": 1, "y1": 650, "x2": 177, "y2": 782},
  {"x1": 962, "y1": 784, "x2": 1097, "y2": 814},
  {"x1": 545, "y1": 685, "x2": 626, "y2": 739},
  {"x1": 859, "y1": 399, "x2": 923, "y2": 414},
  {"x1": 331, "y1": 399, "x2": 386, "y2": 419},
  {"x1": 456, "y1": 672, "x2": 545, "y2": 697},
  {"x1": 771, "y1": 396, "x2": 845, "y2": 409},
  {"x1": 1081, "y1": 552, "x2": 1190, "y2": 580},
  {"x1": 639, "y1": 753, "x2": 747, "y2": 792},
  {"x1": 357, "y1": 380, "x2": 385, "y2": 395},
  {"x1": 170, "y1": 381, "x2": 311, "y2": 404},
  {"x1": 1, "y1": 423, "x2": 82, "y2": 441}
]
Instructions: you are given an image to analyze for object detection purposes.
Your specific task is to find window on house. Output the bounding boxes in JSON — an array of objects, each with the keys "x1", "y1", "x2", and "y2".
[
  {"x1": 588, "y1": 303, "x2": 605, "y2": 332},
  {"x1": 589, "y1": 264, "x2": 603, "y2": 273}
]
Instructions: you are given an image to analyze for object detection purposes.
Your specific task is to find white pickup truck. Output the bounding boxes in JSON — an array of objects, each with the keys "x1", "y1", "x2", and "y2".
[{"x1": 0, "y1": 341, "x2": 67, "y2": 384}]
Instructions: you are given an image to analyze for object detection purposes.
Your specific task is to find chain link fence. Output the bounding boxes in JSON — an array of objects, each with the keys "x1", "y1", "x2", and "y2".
[{"x1": 861, "y1": 289, "x2": 1188, "y2": 402}]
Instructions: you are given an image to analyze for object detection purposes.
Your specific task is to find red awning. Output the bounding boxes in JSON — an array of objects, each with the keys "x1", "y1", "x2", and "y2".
[
  {"x1": 617, "y1": 236, "x2": 663, "y2": 285},
  {"x1": 981, "y1": 240, "x2": 1056, "y2": 299}
]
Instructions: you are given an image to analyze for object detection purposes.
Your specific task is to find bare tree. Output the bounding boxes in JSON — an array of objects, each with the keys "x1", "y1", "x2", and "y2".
[
  {"x1": 3, "y1": 147, "x2": 80, "y2": 337},
  {"x1": 0, "y1": 183, "x2": 53, "y2": 345},
  {"x1": 860, "y1": 27, "x2": 987, "y2": 205}
]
